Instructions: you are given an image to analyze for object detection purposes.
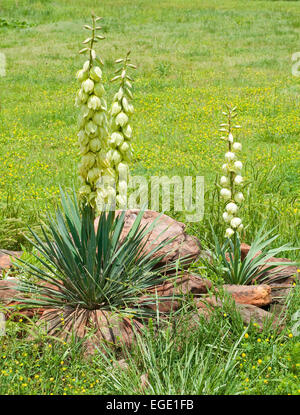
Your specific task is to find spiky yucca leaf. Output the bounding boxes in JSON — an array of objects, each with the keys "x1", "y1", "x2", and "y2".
[
  {"x1": 202, "y1": 223, "x2": 299, "y2": 285},
  {"x1": 11, "y1": 190, "x2": 183, "y2": 318}
]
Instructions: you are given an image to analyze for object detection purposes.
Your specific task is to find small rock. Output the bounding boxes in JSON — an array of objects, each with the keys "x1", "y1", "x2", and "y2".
[
  {"x1": 0, "y1": 250, "x2": 22, "y2": 271},
  {"x1": 0, "y1": 278, "x2": 19, "y2": 304},
  {"x1": 222, "y1": 284, "x2": 272, "y2": 307},
  {"x1": 113, "y1": 359, "x2": 129, "y2": 370},
  {"x1": 195, "y1": 296, "x2": 283, "y2": 331},
  {"x1": 270, "y1": 284, "x2": 292, "y2": 305},
  {"x1": 236, "y1": 303, "x2": 283, "y2": 331}
]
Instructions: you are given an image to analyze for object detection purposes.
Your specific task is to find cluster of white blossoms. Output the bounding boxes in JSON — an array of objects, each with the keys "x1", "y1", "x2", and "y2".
[
  {"x1": 105, "y1": 51, "x2": 136, "y2": 209},
  {"x1": 219, "y1": 106, "x2": 244, "y2": 238},
  {"x1": 75, "y1": 15, "x2": 115, "y2": 210}
]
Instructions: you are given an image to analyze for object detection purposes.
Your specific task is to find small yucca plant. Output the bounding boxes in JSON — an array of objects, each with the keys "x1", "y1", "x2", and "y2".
[{"x1": 202, "y1": 224, "x2": 298, "y2": 285}]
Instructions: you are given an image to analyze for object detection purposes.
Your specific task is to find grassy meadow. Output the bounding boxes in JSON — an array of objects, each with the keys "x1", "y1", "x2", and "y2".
[{"x1": 0, "y1": 0, "x2": 299, "y2": 395}]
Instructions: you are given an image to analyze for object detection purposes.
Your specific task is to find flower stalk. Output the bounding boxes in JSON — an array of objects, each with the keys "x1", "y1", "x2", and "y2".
[
  {"x1": 105, "y1": 51, "x2": 136, "y2": 209},
  {"x1": 219, "y1": 105, "x2": 244, "y2": 238},
  {"x1": 75, "y1": 14, "x2": 111, "y2": 212}
]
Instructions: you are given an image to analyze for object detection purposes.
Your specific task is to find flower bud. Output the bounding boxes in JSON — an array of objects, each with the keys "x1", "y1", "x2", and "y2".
[
  {"x1": 93, "y1": 111, "x2": 105, "y2": 126},
  {"x1": 94, "y1": 83, "x2": 105, "y2": 97},
  {"x1": 220, "y1": 176, "x2": 229, "y2": 186},
  {"x1": 78, "y1": 130, "x2": 89, "y2": 145},
  {"x1": 87, "y1": 167, "x2": 101, "y2": 184},
  {"x1": 234, "y1": 192, "x2": 244, "y2": 203},
  {"x1": 90, "y1": 66, "x2": 102, "y2": 82},
  {"x1": 222, "y1": 163, "x2": 229, "y2": 173},
  {"x1": 223, "y1": 212, "x2": 233, "y2": 223},
  {"x1": 220, "y1": 188, "x2": 231, "y2": 200},
  {"x1": 226, "y1": 202, "x2": 238, "y2": 214},
  {"x1": 123, "y1": 124, "x2": 132, "y2": 139},
  {"x1": 89, "y1": 138, "x2": 101, "y2": 152},
  {"x1": 80, "y1": 105, "x2": 93, "y2": 119},
  {"x1": 115, "y1": 112, "x2": 128, "y2": 127},
  {"x1": 238, "y1": 223, "x2": 244, "y2": 232},
  {"x1": 225, "y1": 228, "x2": 235, "y2": 238},
  {"x1": 87, "y1": 95, "x2": 101, "y2": 110},
  {"x1": 88, "y1": 191, "x2": 96, "y2": 205},
  {"x1": 232, "y1": 142, "x2": 242, "y2": 151},
  {"x1": 78, "y1": 89, "x2": 88, "y2": 103},
  {"x1": 76, "y1": 69, "x2": 88, "y2": 82},
  {"x1": 97, "y1": 150, "x2": 109, "y2": 168},
  {"x1": 122, "y1": 96, "x2": 130, "y2": 113},
  {"x1": 82, "y1": 78, "x2": 94, "y2": 94},
  {"x1": 230, "y1": 217, "x2": 242, "y2": 229},
  {"x1": 234, "y1": 160, "x2": 243, "y2": 171},
  {"x1": 85, "y1": 120, "x2": 98, "y2": 135},
  {"x1": 116, "y1": 194, "x2": 126, "y2": 208},
  {"x1": 234, "y1": 175, "x2": 243, "y2": 185},
  {"x1": 116, "y1": 88, "x2": 124, "y2": 101},
  {"x1": 228, "y1": 132, "x2": 234, "y2": 143},
  {"x1": 120, "y1": 141, "x2": 130, "y2": 154},
  {"x1": 83, "y1": 61, "x2": 90, "y2": 71},
  {"x1": 81, "y1": 152, "x2": 96, "y2": 169},
  {"x1": 127, "y1": 104, "x2": 134, "y2": 115},
  {"x1": 100, "y1": 98, "x2": 107, "y2": 111},
  {"x1": 111, "y1": 101, "x2": 122, "y2": 116},
  {"x1": 225, "y1": 151, "x2": 236, "y2": 162},
  {"x1": 104, "y1": 167, "x2": 117, "y2": 178},
  {"x1": 79, "y1": 143, "x2": 89, "y2": 155},
  {"x1": 112, "y1": 149, "x2": 122, "y2": 165},
  {"x1": 111, "y1": 132, "x2": 124, "y2": 147}
]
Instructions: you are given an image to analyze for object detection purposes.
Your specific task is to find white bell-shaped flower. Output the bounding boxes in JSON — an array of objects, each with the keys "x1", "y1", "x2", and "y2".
[
  {"x1": 233, "y1": 142, "x2": 242, "y2": 151},
  {"x1": 234, "y1": 192, "x2": 244, "y2": 203},
  {"x1": 225, "y1": 228, "x2": 234, "y2": 238},
  {"x1": 230, "y1": 217, "x2": 242, "y2": 229},
  {"x1": 234, "y1": 175, "x2": 243, "y2": 185},
  {"x1": 220, "y1": 176, "x2": 229, "y2": 186},
  {"x1": 226, "y1": 202, "x2": 238, "y2": 214},
  {"x1": 225, "y1": 151, "x2": 236, "y2": 162},
  {"x1": 82, "y1": 78, "x2": 94, "y2": 94},
  {"x1": 220, "y1": 188, "x2": 231, "y2": 200}
]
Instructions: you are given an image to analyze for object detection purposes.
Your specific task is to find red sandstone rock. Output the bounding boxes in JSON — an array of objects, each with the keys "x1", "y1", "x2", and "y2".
[
  {"x1": 0, "y1": 250, "x2": 22, "y2": 271},
  {"x1": 94, "y1": 210, "x2": 201, "y2": 267},
  {"x1": 222, "y1": 284, "x2": 272, "y2": 307},
  {"x1": 0, "y1": 278, "x2": 19, "y2": 304}
]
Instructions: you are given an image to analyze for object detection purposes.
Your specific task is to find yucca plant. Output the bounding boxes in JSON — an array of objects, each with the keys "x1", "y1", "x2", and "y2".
[
  {"x1": 8, "y1": 190, "x2": 183, "y2": 340},
  {"x1": 201, "y1": 224, "x2": 299, "y2": 285}
]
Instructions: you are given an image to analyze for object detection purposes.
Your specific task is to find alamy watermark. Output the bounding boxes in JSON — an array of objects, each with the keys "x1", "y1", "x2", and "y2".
[
  {"x1": 97, "y1": 175, "x2": 204, "y2": 222},
  {"x1": 292, "y1": 52, "x2": 300, "y2": 77},
  {"x1": 291, "y1": 309, "x2": 300, "y2": 337},
  {"x1": 0, "y1": 313, "x2": 5, "y2": 336},
  {"x1": 0, "y1": 53, "x2": 6, "y2": 77}
]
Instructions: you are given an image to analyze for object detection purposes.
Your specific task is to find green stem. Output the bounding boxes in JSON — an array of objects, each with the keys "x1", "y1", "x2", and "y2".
[{"x1": 89, "y1": 16, "x2": 95, "y2": 70}]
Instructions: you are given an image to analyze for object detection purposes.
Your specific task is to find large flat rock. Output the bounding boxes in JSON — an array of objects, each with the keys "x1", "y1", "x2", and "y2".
[{"x1": 95, "y1": 209, "x2": 201, "y2": 266}]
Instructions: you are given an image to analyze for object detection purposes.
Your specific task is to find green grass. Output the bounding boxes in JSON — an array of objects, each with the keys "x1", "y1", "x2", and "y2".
[
  {"x1": 0, "y1": 0, "x2": 299, "y2": 395},
  {"x1": 0, "y1": 286, "x2": 299, "y2": 395},
  {"x1": 0, "y1": 0, "x2": 299, "y2": 252}
]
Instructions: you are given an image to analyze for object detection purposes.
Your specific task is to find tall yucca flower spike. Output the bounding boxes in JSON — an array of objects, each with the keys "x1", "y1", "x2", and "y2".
[
  {"x1": 75, "y1": 14, "x2": 110, "y2": 211},
  {"x1": 219, "y1": 105, "x2": 244, "y2": 238},
  {"x1": 104, "y1": 51, "x2": 136, "y2": 209}
]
